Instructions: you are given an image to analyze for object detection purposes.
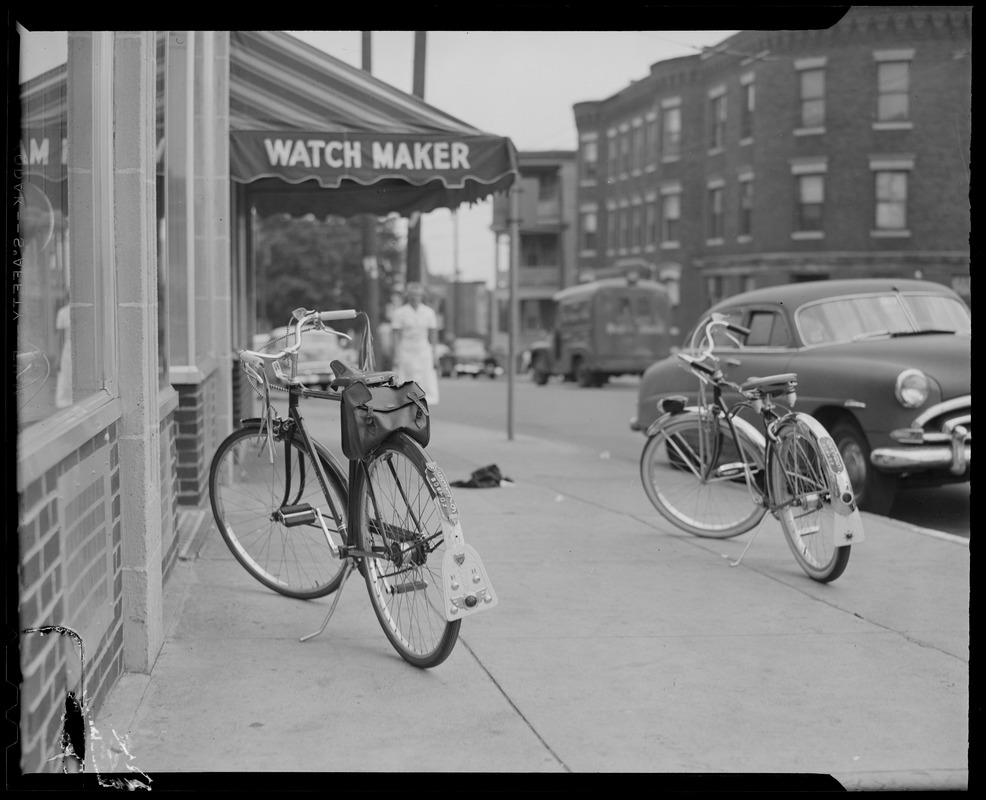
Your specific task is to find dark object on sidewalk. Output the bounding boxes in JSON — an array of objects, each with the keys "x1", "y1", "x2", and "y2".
[{"x1": 451, "y1": 464, "x2": 511, "y2": 488}]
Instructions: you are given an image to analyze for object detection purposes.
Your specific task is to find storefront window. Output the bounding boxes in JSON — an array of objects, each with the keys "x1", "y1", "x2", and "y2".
[{"x1": 17, "y1": 30, "x2": 114, "y2": 432}]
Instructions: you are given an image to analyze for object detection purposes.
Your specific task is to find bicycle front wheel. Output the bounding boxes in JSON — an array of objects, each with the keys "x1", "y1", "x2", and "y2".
[
  {"x1": 209, "y1": 426, "x2": 349, "y2": 599},
  {"x1": 640, "y1": 410, "x2": 767, "y2": 538},
  {"x1": 353, "y1": 435, "x2": 460, "y2": 668},
  {"x1": 769, "y1": 415, "x2": 851, "y2": 583}
]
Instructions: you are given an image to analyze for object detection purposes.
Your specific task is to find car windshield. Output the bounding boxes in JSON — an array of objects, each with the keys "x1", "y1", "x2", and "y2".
[
  {"x1": 454, "y1": 340, "x2": 486, "y2": 358},
  {"x1": 795, "y1": 292, "x2": 971, "y2": 345}
]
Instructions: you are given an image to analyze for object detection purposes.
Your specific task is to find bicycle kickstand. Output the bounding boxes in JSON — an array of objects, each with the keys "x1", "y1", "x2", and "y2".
[
  {"x1": 300, "y1": 560, "x2": 357, "y2": 642},
  {"x1": 728, "y1": 519, "x2": 765, "y2": 568}
]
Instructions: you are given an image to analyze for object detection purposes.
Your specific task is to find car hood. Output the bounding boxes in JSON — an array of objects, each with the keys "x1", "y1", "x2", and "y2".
[{"x1": 799, "y1": 334, "x2": 970, "y2": 398}]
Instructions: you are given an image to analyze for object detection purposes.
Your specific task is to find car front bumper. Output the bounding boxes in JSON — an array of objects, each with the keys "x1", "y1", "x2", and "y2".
[{"x1": 870, "y1": 397, "x2": 970, "y2": 475}]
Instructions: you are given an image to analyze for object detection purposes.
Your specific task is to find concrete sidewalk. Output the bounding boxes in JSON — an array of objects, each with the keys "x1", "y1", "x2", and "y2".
[{"x1": 93, "y1": 420, "x2": 970, "y2": 788}]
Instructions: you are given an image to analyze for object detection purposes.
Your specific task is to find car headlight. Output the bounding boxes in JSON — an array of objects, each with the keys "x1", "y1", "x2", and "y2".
[{"x1": 895, "y1": 369, "x2": 930, "y2": 408}]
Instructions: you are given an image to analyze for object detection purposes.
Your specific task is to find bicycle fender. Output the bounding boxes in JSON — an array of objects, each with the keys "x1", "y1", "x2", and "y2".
[
  {"x1": 441, "y1": 540, "x2": 499, "y2": 621},
  {"x1": 789, "y1": 413, "x2": 865, "y2": 545},
  {"x1": 424, "y1": 459, "x2": 499, "y2": 619}
]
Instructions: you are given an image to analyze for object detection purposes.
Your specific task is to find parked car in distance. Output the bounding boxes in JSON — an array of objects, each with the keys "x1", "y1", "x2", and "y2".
[
  {"x1": 631, "y1": 278, "x2": 971, "y2": 514},
  {"x1": 253, "y1": 326, "x2": 350, "y2": 391},
  {"x1": 439, "y1": 337, "x2": 500, "y2": 378}
]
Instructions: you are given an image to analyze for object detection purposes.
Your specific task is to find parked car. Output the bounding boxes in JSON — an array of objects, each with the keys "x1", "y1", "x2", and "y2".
[
  {"x1": 631, "y1": 279, "x2": 971, "y2": 514},
  {"x1": 253, "y1": 326, "x2": 349, "y2": 391},
  {"x1": 439, "y1": 337, "x2": 500, "y2": 378}
]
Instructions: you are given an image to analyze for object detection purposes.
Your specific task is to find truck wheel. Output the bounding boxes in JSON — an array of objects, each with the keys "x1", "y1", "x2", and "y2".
[
  {"x1": 531, "y1": 355, "x2": 550, "y2": 386},
  {"x1": 576, "y1": 361, "x2": 597, "y2": 388}
]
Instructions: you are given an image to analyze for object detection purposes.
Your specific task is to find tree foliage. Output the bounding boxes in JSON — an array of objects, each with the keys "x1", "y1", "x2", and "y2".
[{"x1": 255, "y1": 213, "x2": 404, "y2": 332}]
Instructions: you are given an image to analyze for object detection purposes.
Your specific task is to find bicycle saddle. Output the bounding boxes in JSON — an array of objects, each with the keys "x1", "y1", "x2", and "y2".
[
  {"x1": 329, "y1": 360, "x2": 396, "y2": 389},
  {"x1": 741, "y1": 373, "x2": 798, "y2": 396}
]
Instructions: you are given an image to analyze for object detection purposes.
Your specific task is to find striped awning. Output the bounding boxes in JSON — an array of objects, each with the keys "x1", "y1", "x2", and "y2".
[{"x1": 229, "y1": 32, "x2": 518, "y2": 217}]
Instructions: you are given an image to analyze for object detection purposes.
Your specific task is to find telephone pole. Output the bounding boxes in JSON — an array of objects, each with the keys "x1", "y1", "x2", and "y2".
[
  {"x1": 361, "y1": 32, "x2": 380, "y2": 361},
  {"x1": 406, "y1": 31, "x2": 427, "y2": 284}
]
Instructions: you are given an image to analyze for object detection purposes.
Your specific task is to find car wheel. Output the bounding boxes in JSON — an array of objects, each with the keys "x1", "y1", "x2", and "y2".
[{"x1": 830, "y1": 419, "x2": 896, "y2": 515}]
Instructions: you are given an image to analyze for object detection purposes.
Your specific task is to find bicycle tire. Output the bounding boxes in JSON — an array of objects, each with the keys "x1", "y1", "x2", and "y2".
[
  {"x1": 640, "y1": 410, "x2": 767, "y2": 538},
  {"x1": 209, "y1": 426, "x2": 349, "y2": 599},
  {"x1": 353, "y1": 434, "x2": 460, "y2": 668},
  {"x1": 768, "y1": 415, "x2": 851, "y2": 583}
]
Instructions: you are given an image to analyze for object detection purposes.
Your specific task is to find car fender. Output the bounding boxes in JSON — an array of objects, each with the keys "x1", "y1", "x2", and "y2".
[{"x1": 644, "y1": 405, "x2": 766, "y2": 452}]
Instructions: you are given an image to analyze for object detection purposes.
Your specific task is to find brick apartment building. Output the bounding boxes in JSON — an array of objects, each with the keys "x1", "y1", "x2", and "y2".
[
  {"x1": 490, "y1": 151, "x2": 578, "y2": 356},
  {"x1": 573, "y1": 6, "x2": 971, "y2": 333}
]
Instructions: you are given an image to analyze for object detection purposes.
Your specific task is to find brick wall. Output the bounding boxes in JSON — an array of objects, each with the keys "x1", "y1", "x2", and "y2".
[
  {"x1": 160, "y1": 410, "x2": 180, "y2": 583},
  {"x1": 175, "y1": 367, "x2": 223, "y2": 507},
  {"x1": 18, "y1": 425, "x2": 123, "y2": 773}
]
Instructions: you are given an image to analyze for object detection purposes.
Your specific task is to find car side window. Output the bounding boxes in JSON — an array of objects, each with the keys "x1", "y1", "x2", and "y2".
[{"x1": 744, "y1": 310, "x2": 791, "y2": 347}]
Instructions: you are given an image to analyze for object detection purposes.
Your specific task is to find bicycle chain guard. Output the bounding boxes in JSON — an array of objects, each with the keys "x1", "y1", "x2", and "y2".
[{"x1": 424, "y1": 461, "x2": 499, "y2": 621}]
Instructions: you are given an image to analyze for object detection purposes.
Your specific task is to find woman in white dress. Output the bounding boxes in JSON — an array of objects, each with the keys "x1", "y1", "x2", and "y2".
[{"x1": 390, "y1": 283, "x2": 440, "y2": 404}]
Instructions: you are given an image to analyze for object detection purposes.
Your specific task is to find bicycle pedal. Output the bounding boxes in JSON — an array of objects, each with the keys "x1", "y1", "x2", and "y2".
[
  {"x1": 277, "y1": 504, "x2": 317, "y2": 526},
  {"x1": 442, "y1": 542, "x2": 498, "y2": 621},
  {"x1": 390, "y1": 579, "x2": 428, "y2": 595}
]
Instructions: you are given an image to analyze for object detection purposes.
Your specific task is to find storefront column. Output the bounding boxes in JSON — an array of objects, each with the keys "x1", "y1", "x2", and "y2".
[{"x1": 113, "y1": 31, "x2": 164, "y2": 672}]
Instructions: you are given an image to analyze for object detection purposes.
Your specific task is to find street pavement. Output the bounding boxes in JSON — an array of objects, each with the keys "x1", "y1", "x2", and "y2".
[{"x1": 92, "y1": 418, "x2": 970, "y2": 788}]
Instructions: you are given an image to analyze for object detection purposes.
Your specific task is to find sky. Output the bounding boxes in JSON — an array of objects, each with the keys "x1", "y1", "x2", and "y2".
[{"x1": 285, "y1": 30, "x2": 739, "y2": 287}]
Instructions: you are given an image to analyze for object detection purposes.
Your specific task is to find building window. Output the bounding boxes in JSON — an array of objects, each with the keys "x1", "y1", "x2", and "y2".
[
  {"x1": 644, "y1": 202, "x2": 657, "y2": 247},
  {"x1": 606, "y1": 206, "x2": 617, "y2": 252},
  {"x1": 799, "y1": 68, "x2": 825, "y2": 129},
  {"x1": 580, "y1": 138, "x2": 597, "y2": 182},
  {"x1": 18, "y1": 31, "x2": 115, "y2": 432},
  {"x1": 646, "y1": 114, "x2": 659, "y2": 166},
  {"x1": 661, "y1": 191, "x2": 681, "y2": 245},
  {"x1": 536, "y1": 170, "x2": 560, "y2": 217},
  {"x1": 580, "y1": 208, "x2": 598, "y2": 252},
  {"x1": 620, "y1": 129, "x2": 631, "y2": 175},
  {"x1": 740, "y1": 74, "x2": 755, "y2": 140},
  {"x1": 619, "y1": 207, "x2": 629, "y2": 250},
  {"x1": 521, "y1": 234, "x2": 559, "y2": 268},
  {"x1": 708, "y1": 91, "x2": 726, "y2": 151},
  {"x1": 632, "y1": 122, "x2": 645, "y2": 172},
  {"x1": 706, "y1": 275, "x2": 725, "y2": 307},
  {"x1": 607, "y1": 132, "x2": 617, "y2": 181},
  {"x1": 877, "y1": 62, "x2": 910, "y2": 123},
  {"x1": 738, "y1": 177, "x2": 753, "y2": 238},
  {"x1": 661, "y1": 105, "x2": 681, "y2": 160},
  {"x1": 874, "y1": 171, "x2": 907, "y2": 230},
  {"x1": 707, "y1": 184, "x2": 724, "y2": 241},
  {"x1": 631, "y1": 205, "x2": 642, "y2": 250},
  {"x1": 796, "y1": 174, "x2": 825, "y2": 233}
]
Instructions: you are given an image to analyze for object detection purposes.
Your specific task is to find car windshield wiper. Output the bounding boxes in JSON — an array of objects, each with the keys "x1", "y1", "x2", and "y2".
[
  {"x1": 850, "y1": 330, "x2": 890, "y2": 341},
  {"x1": 890, "y1": 329, "x2": 962, "y2": 337}
]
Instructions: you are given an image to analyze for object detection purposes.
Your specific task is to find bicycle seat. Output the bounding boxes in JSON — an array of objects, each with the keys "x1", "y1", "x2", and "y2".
[
  {"x1": 329, "y1": 360, "x2": 396, "y2": 389},
  {"x1": 741, "y1": 373, "x2": 798, "y2": 397}
]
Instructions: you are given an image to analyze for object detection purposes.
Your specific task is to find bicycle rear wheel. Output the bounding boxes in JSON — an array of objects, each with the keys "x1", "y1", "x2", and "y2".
[
  {"x1": 353, "y1": 434, "x2": 460, "y2": 668},
  {"x1": 209, "y1": 426, "x2": 349, "y2": 599},
  {"x1": 769, "y1": 415, "x2": 851, "y2": 583},
  {"x1": 640, "y1": 410, "x2": 766, "y2": 538}
]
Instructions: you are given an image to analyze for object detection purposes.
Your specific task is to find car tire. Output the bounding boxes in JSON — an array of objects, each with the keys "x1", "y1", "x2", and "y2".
[{"x1": 830, "y1": 419, "x2": 896, "y2": 515}]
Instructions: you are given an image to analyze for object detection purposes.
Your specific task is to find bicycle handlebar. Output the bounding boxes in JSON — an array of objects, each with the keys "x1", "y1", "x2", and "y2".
[{"x1": 678, "y1": 315, "x2": 749, "y2": 389}]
